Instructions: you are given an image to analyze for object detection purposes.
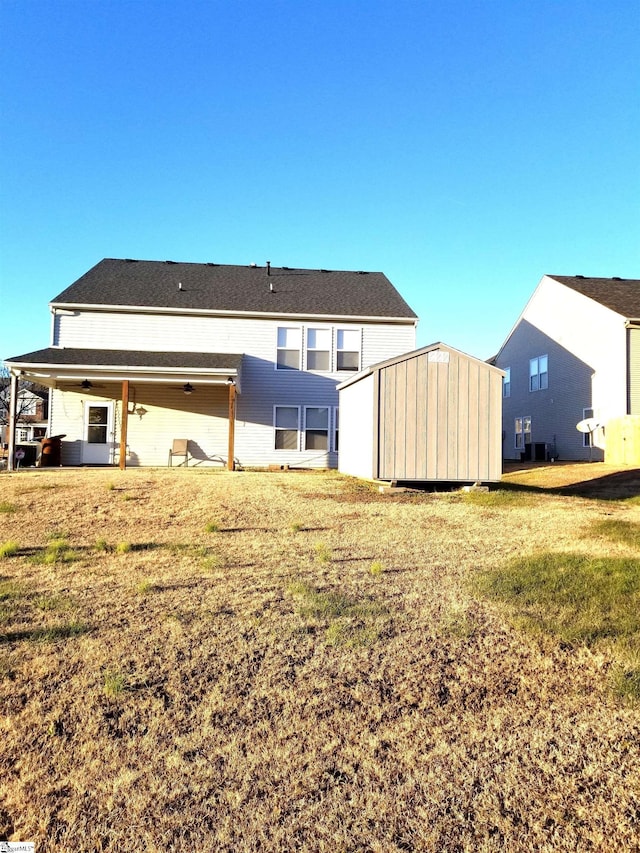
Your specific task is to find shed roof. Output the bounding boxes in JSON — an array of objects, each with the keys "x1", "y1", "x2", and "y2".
[
  {"x1": 337, "y1": 342, "x2": 503, "y2": 391},
  {"x1": 50, "y1": 259, "x2": 418, "y2": 320}
]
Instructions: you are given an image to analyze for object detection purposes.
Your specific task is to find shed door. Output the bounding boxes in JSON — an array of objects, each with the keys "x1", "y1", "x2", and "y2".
[{"x1": 82, "y1": 402, "x2": 114, "y2": 464}]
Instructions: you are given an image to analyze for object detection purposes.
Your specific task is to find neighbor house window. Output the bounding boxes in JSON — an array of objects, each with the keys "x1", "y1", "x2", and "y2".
[
  {"x1": 304, "y1": 407, "x2": 329, "y2": 451},
  {"x1": 515, "y1": 416, "x2": 531, "y2": 449},
  {"x1": 274, "y1": 406, "x2": 300, "y2": 450},
  {"x1": 336, "y1": 329, "x2": 360, "y2": 371},
  {"x1": 333, "y1": 407, "x2": 339, "y2": 452},
  {"x1": 529, "y1": 355, "x2": 548, "y2": 391},
  {"x1": 583, "y1": 407, "x2": 594, "y2": 447},
  {"x1": 306, "y1": 328, "x2": 331, "y2": 371},
  {"x1": 503, "y1": 367, "x2": 511, "y2": 398},
  {"x1": 276, "y1": 327, "x2": 301, "y2": 370}
]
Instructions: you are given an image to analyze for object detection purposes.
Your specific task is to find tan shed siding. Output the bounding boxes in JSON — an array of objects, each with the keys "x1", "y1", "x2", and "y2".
[
  {"x1": 375, "y1": 346, "x2": 502, "y2": 482},
  {"x1": 628, "y1": 328, "x2": 640, "y2": 415}
]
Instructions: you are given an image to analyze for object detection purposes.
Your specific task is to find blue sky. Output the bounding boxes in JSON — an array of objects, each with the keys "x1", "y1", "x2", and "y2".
[{"x1": 1, "y1": 0, "x2": 638, "y2": 362}]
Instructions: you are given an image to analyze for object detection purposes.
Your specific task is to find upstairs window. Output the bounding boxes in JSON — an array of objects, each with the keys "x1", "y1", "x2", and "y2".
[
  {"x1": 529, "y1": 355, "x2": 548, "y2": 391},
  {"x1": 274, "y1": 406, "x2": 300, "y2": 450},
  {"x1": 304, "y1": 407, "x2": 329, "y2": 450},
  {"x1": 276, "y1": 327, "x2": 301, "y2": 370},
  {"x1": 336, "y1": 329, "x2": 360, "y2": 371},
  {"x1": 306, "y1": 328, "x2": 331, "y2": 371},
  {"x1": 503, "y1": 367, "x2": 511, "y2": 398}
]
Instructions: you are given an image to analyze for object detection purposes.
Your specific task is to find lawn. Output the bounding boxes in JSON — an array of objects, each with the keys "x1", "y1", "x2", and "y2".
[{"x1": 1, "y1": 464, "x2": 639, "y2": 851}]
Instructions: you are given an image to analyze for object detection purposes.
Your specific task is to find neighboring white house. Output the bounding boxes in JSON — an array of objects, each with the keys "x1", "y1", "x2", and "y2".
[
  {"x1": 492, "y1": 275, "x2": 640, "y2": 462},
  {"x1": 4, "y1": 259, "x2": 417, "y2": 469},
  {"x1": 0, "y1": 387, "x2": 48, "y2": 444}
]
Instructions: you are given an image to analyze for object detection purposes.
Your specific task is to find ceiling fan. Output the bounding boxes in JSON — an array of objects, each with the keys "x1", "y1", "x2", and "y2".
[{"x1": 67, "y1": 379, "x2": 106, "y2": 389}]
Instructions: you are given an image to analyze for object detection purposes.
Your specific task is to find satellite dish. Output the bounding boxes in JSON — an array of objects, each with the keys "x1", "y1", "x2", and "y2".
[{"x1": 576, "y1": 418, "x2": 600, "y2": 433}]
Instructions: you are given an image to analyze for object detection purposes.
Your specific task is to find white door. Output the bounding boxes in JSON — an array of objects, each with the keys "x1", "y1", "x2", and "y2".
[{"x1": 82, "y1": 402, "x2": 115, "y2": 464}]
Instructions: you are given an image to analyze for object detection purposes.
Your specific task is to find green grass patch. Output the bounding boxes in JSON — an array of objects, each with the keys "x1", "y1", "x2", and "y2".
[
  {"x1": 591, "y1": 519, "x2": 640, "y2": 549},
  {"x1": 31, "y1": 538, "x2": 78, "y2": 565},
  {"x1": 313, "y1": 541, "x2": 332, "y2": 564},
  {"x1": 0, "y1": 502, "x2": 17, "y2": 513},
  {"x1": 474, "y1": 551, "x2": 640, "y2": 646},
  {"x1": 0, "y1": 579, "x2": 24, "y2": 601},
  {"x1": 460, "y1": 489, "x2": 527, "y2": 508},
  {"x1": 0, "y1": 541, "x2": 20, "y2": 559},
  {"x1": 34, "y1": 594, "x2": 74, "y2": 612},
  {"x1": 204, "y1": 521, "x2": 220, "y2": 533},
  {"x1": 288, "y1": 580, "x2": 388, "y2": 646},
  {"x1": 115, "y1": 541, "x2": 131, "y2": 554}
]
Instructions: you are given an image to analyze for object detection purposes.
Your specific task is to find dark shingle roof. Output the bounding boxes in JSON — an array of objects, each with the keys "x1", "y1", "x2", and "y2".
[
  {"x1": 551, "y1": 276, "x2": 640, "y2": 318},
  {"x1": 5, "y1": 348, "x2": 243, "y2": 371},
  {"x1": 50, "y1": 259, "x2": 417, "y2": 320}
]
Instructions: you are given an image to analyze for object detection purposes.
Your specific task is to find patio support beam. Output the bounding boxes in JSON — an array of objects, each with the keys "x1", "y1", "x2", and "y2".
[
  {"x1": 6, "y1": 372, "x2": 18, "y2": 472},
  {"x1": 119, "y1": 380, "x2": 129, "y2": 470},
  {"x1": 227, "y1": 382, "x2": 236, "y2": 471}
]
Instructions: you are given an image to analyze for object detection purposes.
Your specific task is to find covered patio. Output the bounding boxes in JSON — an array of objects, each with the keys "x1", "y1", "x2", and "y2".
[{"x1": 3, "y1": 348, "x2": 243, "y2": 472}]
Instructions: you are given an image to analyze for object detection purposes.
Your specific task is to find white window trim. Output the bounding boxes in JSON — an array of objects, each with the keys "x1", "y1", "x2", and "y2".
[
  {"x1": 515, "y1": 416, "x2": 531, "y2": 450},
  {"x1": 275, "y1": 326, "x2": 302, "y2": 371},
  {"x1": 583, "y1": 407, "x2": 595, "y2": 447},
  {"x1": 275, "y1": 325, "x2": 363, "y2": 374},
  {"x1": 503, "y1": 367, "x2": 511, "y2": 398},
  {"x1": 305, "y1": 325, "x2": 333, "y2": 372},
  {"x1": 529, "y1": 355, "x2": 548, "y2": 392},
  {"x1": 274, "y1": 405, "x2": 301, "y2": 451},
  {"x1": 303, "y1": 405, "x2": 329, "y2": 452},
  {"x1": 336, "y1": 327, "x2": 362, "y2": 373}
]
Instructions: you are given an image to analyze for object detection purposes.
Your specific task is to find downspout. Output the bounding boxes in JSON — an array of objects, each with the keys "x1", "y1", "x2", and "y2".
[{"x1": 7, "y1": 371, "x2": 18, "y2": 472}]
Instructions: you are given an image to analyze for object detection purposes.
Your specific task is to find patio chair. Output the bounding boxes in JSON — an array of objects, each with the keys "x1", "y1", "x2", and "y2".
[{"x1": 168, "y1": 439, "x2": 189, "y2": 467}]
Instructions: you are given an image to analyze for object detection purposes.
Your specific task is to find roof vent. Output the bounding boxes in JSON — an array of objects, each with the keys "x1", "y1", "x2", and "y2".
[
  {"x1": 250, "y1": 262, "x2": 257, "y2": 268},
  {"x1": 575, "y1": 274, "x2": 585, "y2": 279},
  {"x1": 612, "y1": 276, "x2": 623, "y2": 280},
  {"x1": 320, "y1": 269, "x2": 330, "y2": 273},
  {"x1": 165, "y1": 260, "x2": 177, "y2": 265},
  {"x1": 124, "y1": 258, "x2": 138, "y2": 263},
  {"x1": 266, "y1": 261, "x2": 271, "y2": 276},
  {"x1": 178, "y1": 282, "x2": 183, "y2": 291},
  {"x1": 356, "y1": 271, "x2": 368, "y2": 275}
]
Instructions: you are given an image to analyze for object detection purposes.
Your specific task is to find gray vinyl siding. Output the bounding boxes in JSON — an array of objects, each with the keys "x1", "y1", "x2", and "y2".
[
  {"x1": 628, "y1": 327, "x2": 640, "y2": 415},
  {"x1": 50, "y1": 309, "x2": 415, "y2": 468},
  {"x1": 495, "y1": 319, "x2": 598, "y2": 461}
]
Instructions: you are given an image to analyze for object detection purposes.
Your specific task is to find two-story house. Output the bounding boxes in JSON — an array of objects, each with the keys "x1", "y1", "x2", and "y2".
[
  {"x1": 4, "y1": 259, "x2": 417, "y2": 469},
  {"x1": 493, "y1": 274, "x2": 640, "y2": 463}
]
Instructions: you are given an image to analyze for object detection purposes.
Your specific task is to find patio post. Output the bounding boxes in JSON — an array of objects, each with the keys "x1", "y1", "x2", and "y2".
[
  {"x1": 227, "y1": 381, "x2": 236, "y2": 471},
  {"x1": 119, "y1": 380, "x2": 129, "y2": 470}
]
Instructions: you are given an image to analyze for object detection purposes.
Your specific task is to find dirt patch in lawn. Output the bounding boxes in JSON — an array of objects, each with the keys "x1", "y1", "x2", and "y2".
[{"x1": 0, "y1": 466, "x2": 639, "y2": 851}]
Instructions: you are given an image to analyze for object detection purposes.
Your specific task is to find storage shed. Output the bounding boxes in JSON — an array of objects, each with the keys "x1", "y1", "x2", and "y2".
[{"x1": 338, "y1": 343, "x2": 504, "y2": 483}]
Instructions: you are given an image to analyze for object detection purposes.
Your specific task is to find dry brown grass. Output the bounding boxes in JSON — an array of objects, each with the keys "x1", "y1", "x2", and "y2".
[{"x1": 1, "y1": 464, "x2": 639, "y2": 851}]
